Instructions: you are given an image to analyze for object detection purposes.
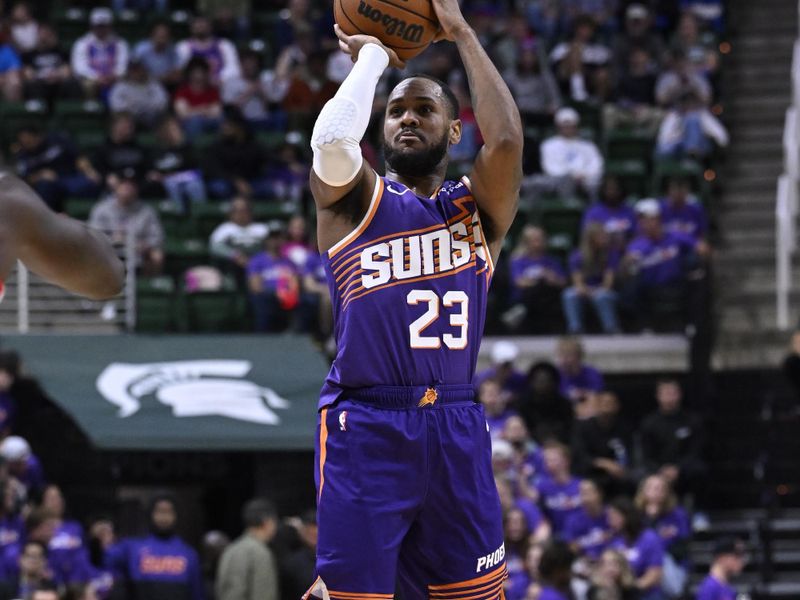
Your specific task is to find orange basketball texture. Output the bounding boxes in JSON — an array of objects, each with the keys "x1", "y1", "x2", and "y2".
[{"x1": 334, "y1": 0, "x2": 439, "y2": 61}]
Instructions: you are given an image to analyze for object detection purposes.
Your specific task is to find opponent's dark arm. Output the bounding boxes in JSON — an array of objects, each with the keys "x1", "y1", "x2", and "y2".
[
  {"x1": 1, "y1": 174, "x2": 125, "y2": 299},
  {"x1": 432, "y1": 0, "x2": 523, "y2": 259}
]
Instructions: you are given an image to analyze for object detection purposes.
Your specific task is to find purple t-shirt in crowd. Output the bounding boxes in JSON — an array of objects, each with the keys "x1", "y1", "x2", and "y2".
[
  {"x1": 568, "y1": 249, "x2": 621, "y2": 287},
  {"x1": 0, "y1": 515, "x2": 23, "y2": 549},
  {"x1": 0, "y1": 392, "x2": 16, "y2": 432},
  {"x1": 650, "y1": 507, "x2": 691, "y2": 552},
  {"x1": 505, "y1": 550, "x2": 532, "y2": 600},
  {"x1": 563, "y1": 507, "x2": 612, "y2": 559},
  {"x1": 611, "y1": 529, "x2": 665, "y2": 578},
  {"x1": 625, "y1": 231, "x2": 696, "y2": 286},
  {"x1": 515, "y1": 498, "x2": 545, "y2": 534},
  {"x1": 17, "y1": 454, "x2": 45, "y2": 494},
  {"x1": 582, "y1": 203, "x2": 637, "y2": 242},
  {"x1": 536, "y1": 475, "x2": 582, "y2": 534},
  {"x1": 695, "y1": 575, "x2": 737, "y2": 600},
  {"x1": 473, "y1": 365, "x2": 528, "y2": 397},
  {"x1": 303, "y1": 252, "x2": 326, "y2": 285},
  {"x1": 660, "y1": 199, "x2": 708, "y2": 241},
  {"x1": 559, "y1": 364, "x2": 604, "y2": 404},
  {"x1": 246, "y1": 252, "x2": 297, "y2": 294},
  {"x1": 538, "y1": 586, "x2": 571, "y2": 600},
  {"x1": 486, "y1": 408, "x2": 520, "y2": 439},
  {"x1": 509, "y1": 255, "x2": 566, "y2": 301}
]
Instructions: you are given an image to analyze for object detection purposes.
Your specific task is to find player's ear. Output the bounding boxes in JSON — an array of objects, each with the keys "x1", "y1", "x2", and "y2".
[{"x1": 448, "y1": 119, "x2": 462, "y2": 145}]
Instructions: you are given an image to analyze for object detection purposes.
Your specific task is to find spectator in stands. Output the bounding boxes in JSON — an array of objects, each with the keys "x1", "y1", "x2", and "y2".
[
  {"x1": 550, "y1": 15, "x2": 611, "y2": 102},
  {"x1": 133, "y1": 21, "x2": 181, "y2": 89},
  {"x1": 41, "y1": 485, "x2": 92, "y2": 586},
  {"x1": 248, "y1": 229, "x2": 300, "y2": 332},
  {"x1": 209, "y1": 197, "x2": 268, "y2": 281},
  {"x1": 70, "y1": 8, "x2": 129, "y2": 99},
  {"x1": 222, "y1": 49, "x2": 288, "y2": 130},
  {"x1": 608, "y1": 497, "x2": 665, "y2": 600},
  {"x1": 13, "y1": 125, "x2": 101, "y2": 212},
  {"x1": 0, "y1": 357, "x2": 16, "y2": 438},
  {"x1": 21, "y1": 23, "x2": 80, "y2": 108},
  {"x1": 173, "y1": 57, "x2": 223, "y2": 140},
  {"x1": 613, "y1": 4, "x2": 666, "y2": 73},
  {"x1": 88, "y1": 174, "x2": 165, "y2": 274},
  {"x1": 109, "y1": 59, "x2": 169, "y2": 128},
  {"x1": 670, "y1": 11, "x2": 720, "y2": 83},
  {"x1": 277, "y1": 509, "x2": 317, "y2": 600},
  {"x1": 475, "y1": 341, "x2": 527, "y2": 399},
  {"x1": 0, "y1": 482, "x2": 24, "y2": 554},
  {"x1": 564, "y1": 479, "x2": 612, "y2": 561},
  {"x1": 655, "y1": 50, "x2": 712, "y2": 109},
  {"x1": 505, "y1": 225, "x2": 567, "y2": 334},
  {"x1": 655, "y1": 90, "x2": 728, "y2": 159},
  {"x1": 91, "y1": 113, "x2": 150, "y2": 189},
  {"x1": 536, "y1": 442, "x2": 582, "y2": 535},
  {"x1": 517, "y1": 362, "x2": 573, "y2": 444},
  {"x1": 0, "y1": 35, "x2": 22, "y2": 102},
  {"x1": 562, "y1": 223, "x2": 621, "y2": 335},
  {"x1": 301, "y1": 246, "x2": 332, "y2": 341},
  {"x1": 493, "y1": 13, "x2": 537, "y2": 74},
  {"x1": 147, "y1": 115, "x2": 207, "y2": 211},
  {"x1": 636, "y1": 474, "x2": 691, "y2": 597},
  {"x1": 536, "y1": 541, "x2": 575, "y2": 600},
  {"x1": 604, "y1": 46, "x2": 663, "y2": 133},
  {"x1": 9, "y1": 3, "x2": 39, "y2": 54},
  {"x1": 695, "y1": 538, "x2": 746, "y2": 600},
  {"x1": 640, "y1": 379, "x2": 707, "y2": 498},
  {"x1": 659, "y1": 176, "x2": 710, "y2": 244},
  {"x1": 203, "y1": 107, "x2": 272, "y2": 199},
  {"x1": 30, "y1": 584, "x2": 60, "y2": 600},
  {"x1": 504, "y1": 40, "x2": 561, "y2": 127},
  {"x1": 556, "y1": 337, "x2": 604, "y2": 415},
  {"x1": 571, "y1": 392, "x2": 634, "y2": 496},
  {"x1": 176, "y1": 15, "x2": 241, "y2": 83},
  {"x1": 620, "y1": 199, "x2": 704, "y2": 330},
  {"x1": 105, "y1": 494, "x2": 204, "y2": 600},
  {"x1": 0, "y1": 508, "x2": 58, "y2": 582},
  {"x1": 282, "y1": 49, "x2": 339, "y2": 131},
  {"x1": 216, "y1": 498, "x2": 278, "y2": 600},
  {"x1": 587, "y1": 548, "x2": 639, "y2": 600},
  {"x1": 268, "y1": 135, "x2": 310, "y2": 204},
  {"x1": 540, "y1": 108, "x2": 604, "y2": 200},
  {"x1": 505, "y1": 507, "x2": 534, "y2": 599},
  {"x1": 481, "y1": 379, "x2": 520, "y2": 440},
  {"x1": 582, "y1": 176, "x2": 637, "y2": 252},
  {"x1": 281, "y1": 215, "x2": 313, "y2": 270},
  {"x1": 0, "y1": 436, "x2": 44, "y2": 497},
  {"x1": 0, "y1": 539, "x2": 54, "y2": 600}
]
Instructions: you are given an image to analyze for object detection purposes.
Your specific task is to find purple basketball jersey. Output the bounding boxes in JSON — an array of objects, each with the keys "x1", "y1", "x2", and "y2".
[{"x1": 320, "y1": 176, "x2": 494, "y2": 408}]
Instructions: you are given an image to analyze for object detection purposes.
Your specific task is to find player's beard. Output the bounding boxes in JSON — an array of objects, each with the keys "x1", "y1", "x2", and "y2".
[{"x1": 383, "y1": 132, "x2": 449, "y2": 178}]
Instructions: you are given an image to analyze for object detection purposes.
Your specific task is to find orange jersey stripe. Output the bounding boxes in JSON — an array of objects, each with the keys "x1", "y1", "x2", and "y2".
[
  {"x1": 328, "y1": 178, "x2": 385, "y2": 259},
  {"x1": 328, "y1": 592, "x2": 394, "y2": 599},
  {"x1": 430, "y1": 582, "x2": 504, "y2": 600},
  {"x1": 429, "y1": 575, "x2": 505, "y2": 597},
  {"x1": 428, "y1": 564, "x2": 507, "y2": 591},
  {"x1": 317, "y1": 408, "x2": 329, "y2": 502}
]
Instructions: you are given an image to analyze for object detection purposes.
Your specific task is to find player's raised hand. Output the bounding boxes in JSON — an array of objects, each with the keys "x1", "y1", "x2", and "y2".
[
  {"x1": 334, "y1": 24, "x2": 406, "y2": 69},
  {"x1": 430, "y1": 0, "x2": 470, "y2": 41}
]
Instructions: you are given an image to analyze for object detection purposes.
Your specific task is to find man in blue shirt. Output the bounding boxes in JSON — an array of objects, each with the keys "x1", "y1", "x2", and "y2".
[{"x1": 696, "y1": 537, "x2": 746, "y2": 600}]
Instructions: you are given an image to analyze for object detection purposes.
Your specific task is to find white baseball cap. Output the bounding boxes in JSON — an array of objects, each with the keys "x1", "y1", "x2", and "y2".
[
  {"x1": 90, "y1": 7, "x2": 114, "y2": 25},
  {"x1": 635, "y1": 198, "x2": 662, "y2": 217},
  {"x1": 491, "y1": 439, "x2": 514, "y2": 461},
  {"x1": 626, "y1": 3, "x2": 649, "y2": 20},
  {"x1": 554, "y1": 107, "x2": 580, "y2": 126},
  {"x1": 0, "y1": 436, "x2": 31, "y2": 461},
  {"x1": 491, "y1": 340, "x2": 519, "y2": 364}
]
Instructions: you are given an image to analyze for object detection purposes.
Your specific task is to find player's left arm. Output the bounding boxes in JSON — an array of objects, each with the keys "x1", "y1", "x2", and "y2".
[{"x1": 432, "y1": 0, "x2": 523, "y2": 263}]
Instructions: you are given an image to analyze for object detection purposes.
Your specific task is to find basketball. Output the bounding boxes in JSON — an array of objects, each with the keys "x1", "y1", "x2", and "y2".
[{"x1": 334, "y1": 0, "x2": 439, "y2": 61}]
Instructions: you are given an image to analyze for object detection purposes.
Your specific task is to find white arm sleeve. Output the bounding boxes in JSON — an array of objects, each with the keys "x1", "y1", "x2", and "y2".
[{"x1": 311, "y1": 43, "x2": 389, "y2": 187}]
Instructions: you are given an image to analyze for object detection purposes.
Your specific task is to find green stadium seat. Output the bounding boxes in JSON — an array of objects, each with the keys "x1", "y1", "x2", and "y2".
[
  {"x1": 251, "y1": 202, "x2": 298, "y2": 222},
  {"x1": 115, "y1": 11, "x2": 151, "y2": 43},
  {"x1": 569, "y1": 101, "x2": 602, "y2": 135},
  {"x1": 136, "y1": 276, "x2": 176, "y2": 332},
  {"x1": 604, "y1": 128, "x2": 656, "y2": 162},
  {"x1": 651, "y1": 158, "x2": 705, "y2": 195},
  {"x1": 193, "y1": 203, "x2": 227, "y2": 239},
  {"x1": 53, "y1": 100, "x2": 107, "y2": 137},
  {"x1": 605, "y1": 159, "x2": 650, "y2": 197},
  {"x1": 55, "y1": 8, "x2": 88, "y2": 47},
  {"x1": 74, "y1": 131, "x2": 106, "y2": 155},
  {"x1": 181, "y1": 275, "x2": 246, "y2": 332},
  {"x1": 0, "y1": 101, "x2": 48, "y2": 149},
  {"x1": 158, "y1": 202, "x2": 197, "y2": 239},
  {"x1": 64, "y1": 197, "x2": 97, "y2": 220},
  {"x1": 164, "y1": 238, "x2": 210, "y2": 278},
  {"x1": 539, "y1": 198, "x2": 584, "y2": 250}
]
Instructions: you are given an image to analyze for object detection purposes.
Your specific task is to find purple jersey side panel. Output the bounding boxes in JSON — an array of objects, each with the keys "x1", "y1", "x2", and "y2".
[{"x1": 320, "y1": 176, "x2": 494, "y2": 408}]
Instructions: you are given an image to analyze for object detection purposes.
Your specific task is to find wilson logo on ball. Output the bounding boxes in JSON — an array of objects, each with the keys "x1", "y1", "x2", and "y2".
[{"x1": 357, "y1": 1, "x2": 425, "y2": 43}]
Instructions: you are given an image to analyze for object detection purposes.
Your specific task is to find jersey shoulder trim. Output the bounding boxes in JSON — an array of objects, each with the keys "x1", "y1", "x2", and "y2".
[
  {"x1": 328, "y1": 175, "x2": 384, "y2": 259},
  {"x1": 461, "y1": 176, "x2": 495, "y2": 276}
]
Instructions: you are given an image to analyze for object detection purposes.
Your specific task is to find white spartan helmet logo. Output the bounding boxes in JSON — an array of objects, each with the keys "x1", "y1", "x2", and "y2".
[{"x1": 96, "y1": 360, "x2": 290, "y2": 424}]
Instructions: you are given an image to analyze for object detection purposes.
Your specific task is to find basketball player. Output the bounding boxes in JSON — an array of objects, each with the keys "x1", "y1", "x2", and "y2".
[
  {"x1": 306, "y1": 0, "x2": 522, "y2": 596},
  {"x1": 0, "y1": 173, "x2": 123, "y2": 300}
]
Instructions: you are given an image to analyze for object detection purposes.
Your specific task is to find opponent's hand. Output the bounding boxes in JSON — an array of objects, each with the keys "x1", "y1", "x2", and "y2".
[
  {"x1": 334, "y1": 24, "x2": 405, "y2": 69},
  {"x1": 430, "y1": 0, "x2": 471, "y2": 41}
]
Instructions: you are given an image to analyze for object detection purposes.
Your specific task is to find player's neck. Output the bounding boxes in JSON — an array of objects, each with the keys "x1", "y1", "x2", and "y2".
[{"x1": 386, "y1": 168, "x2": 446, "y2": 199}]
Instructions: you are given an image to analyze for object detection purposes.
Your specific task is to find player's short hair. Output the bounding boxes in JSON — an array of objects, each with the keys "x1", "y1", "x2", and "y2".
[
  {"x1": 241, "y1": 498, "x2": 277, "y2": 528},
  {"x1": 400, "y1": 74, "x2": 460, "y2": 120}
]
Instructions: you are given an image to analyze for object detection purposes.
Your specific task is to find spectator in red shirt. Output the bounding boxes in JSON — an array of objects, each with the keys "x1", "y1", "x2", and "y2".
[
  {"x1": 173, "y1": 57, "x2": 222, "y2": 140},
  {"x1": 282, "y1": 50, "x2": 338, "y2": 131}
]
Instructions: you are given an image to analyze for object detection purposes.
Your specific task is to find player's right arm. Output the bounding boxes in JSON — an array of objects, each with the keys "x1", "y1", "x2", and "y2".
[
  {"x1": 309, "y1": 26, "x2": 404, "y2": 253},
  {"x1": 0, "y1": 174, "x2": 124, "y2": 300}
]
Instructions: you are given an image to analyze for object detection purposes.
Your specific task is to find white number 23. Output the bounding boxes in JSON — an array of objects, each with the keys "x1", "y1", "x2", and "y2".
[{"x1": 407, "y1": 290, "x2": 469, "y2": 350}]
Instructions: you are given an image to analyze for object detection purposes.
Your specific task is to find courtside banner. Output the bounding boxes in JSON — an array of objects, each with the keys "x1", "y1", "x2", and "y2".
[{"x1": 3, "y1": 335, "x2": 329, "y2": 450}]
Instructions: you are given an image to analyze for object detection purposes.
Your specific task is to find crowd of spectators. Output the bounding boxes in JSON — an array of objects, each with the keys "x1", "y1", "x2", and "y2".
[
  {"x1": 474, "y1": 338, "x2": 735, "y2": 600},
  {"x1": 0, "y1": 0, "x2": 727, "y2": 337}
]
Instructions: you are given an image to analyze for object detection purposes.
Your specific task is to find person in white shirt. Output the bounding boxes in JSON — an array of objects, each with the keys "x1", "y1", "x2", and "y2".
[
  {"x1": 221, "y1": 49, "x2": 289, "y2": 129},
  {"x1": 109, "y1": 59, "x2": 169, "y2": 127},
  {"x1": 540, "y1": 107, "x2": 604, "y2": 198},
  {"x1": 209, "y1": 197, "x2": 269, "y2": 278},
  {"x1": 176, "y1": 15, "x2": 240, "y2": 84},
  {"x1": 70, "y1": 7, "x2": 129, "y2": 98},
  {"x1": 656, "y1": 91, "x2": 728, "y2": 159}
]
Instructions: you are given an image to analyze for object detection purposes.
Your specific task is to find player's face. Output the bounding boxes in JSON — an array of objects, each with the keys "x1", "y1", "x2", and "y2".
[{"x1": 383, "y1": 79, "x2": 460, "y2": 178}]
